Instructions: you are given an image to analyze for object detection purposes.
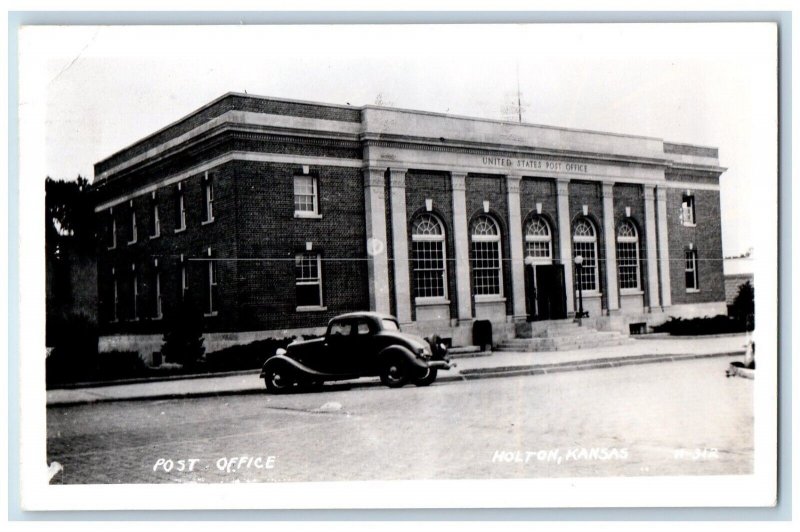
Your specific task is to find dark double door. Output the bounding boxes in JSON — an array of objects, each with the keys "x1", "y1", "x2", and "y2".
[{"x1": 525, "y1": 264, "x2": 567, "y2": 321}]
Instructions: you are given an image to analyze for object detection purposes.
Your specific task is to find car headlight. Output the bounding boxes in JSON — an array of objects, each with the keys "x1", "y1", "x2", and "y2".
[{"x1": 276, "y1": 348, "x2": 287, "y2": 356}]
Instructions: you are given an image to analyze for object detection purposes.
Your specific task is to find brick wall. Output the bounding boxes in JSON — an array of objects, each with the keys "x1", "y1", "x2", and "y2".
[
  {"x1": 612, "y1": 183, "x2": 650, "y2": 305},
  {"x1": 568, "y1": 180, "x2": 606, "y2": 308},
  {"x1": 466, "y1": 173, "x2": 512, "y2": 316},
  {"x1": 666, "y1": 187, "x2": 725, "y2": 305},
  {"x1": 95, "y1": 134, "x2": 360, "y2": 207},
  {"x1": 519, "y1": 177, "x2": 560, "y2": 258},
  {"x1": 404, "y1": 170, "x2": 456, "y2": 320},
  {"x1": 232, "y1": 160, "x2": 369, "y2": 331},
  {"x1": 97, "y1": 162, "x2": 240, "y2": 335}
]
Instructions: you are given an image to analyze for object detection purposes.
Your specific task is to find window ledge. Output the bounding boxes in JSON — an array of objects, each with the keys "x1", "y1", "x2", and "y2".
[
  {"x1": 174, "y1": 227, "x2": 187, "y2": 234},
  {"x1": 203, "y1": 311, "x2": 219, "y2": 318},
  {"x1": 682, "y1": 223, "x2": 697, "y2": 228},
  {"x1": 296, "y1": 305, "x2": 327, "y2": 312},
  {"x1": 686, "y1": 289, "x2": 701, "y2": 294},
  {"x1": 415, "y1": 298, "x2": 450, "y2": 306},
  {"x1": 152, "y1": 316, "x2": 163, "y2": 321},
  {"x1": 577, "y1": 291, "x2": 603, "y2": 298},
  {"x1": 127, "y1": 240, "x2": 137, "y2": 246},
  {"x1": 294, "y1": 212, "x2": 323, "y2": 220},
  {"x1": 201, "y1": 218, "x2": 215, "y2": 226},
  {"x1": 107, "y1": 245, "x2": 116, "y2": 251},
  {"x1": 620, "y1": 289, "x2": 644, "y2": 296},
  {"x1": 474, "y1": 295, "x2": 506, "y2": 304},
  {"x1": 150, "y1": 234, "x2": 160, "y2": 240}
]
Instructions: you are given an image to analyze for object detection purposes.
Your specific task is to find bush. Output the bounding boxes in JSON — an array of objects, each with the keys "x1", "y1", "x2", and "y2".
[
  {"x1": 95, "y1": 350, "x2": 148, "y2": 380},
  {"x1": 161, "y1": 301, "x2": 205, "y2": 368},
  {"x1": 46, "y1": 313, "x2": 98, "y2": 387},
  {"x1": 652, "y1": 314, "x2": 748, "y2": 336},
  {"x1": 202, "y1": 337, "x2": 298, "y2": 372},
  {"x1": 730, "y1": 281, "x2": 755, "y2": 330}
]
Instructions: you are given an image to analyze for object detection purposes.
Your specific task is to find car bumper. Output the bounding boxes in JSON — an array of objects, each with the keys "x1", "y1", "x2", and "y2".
[{"x1": 427, "y1": 359, "x2": 454, "y2": 371}]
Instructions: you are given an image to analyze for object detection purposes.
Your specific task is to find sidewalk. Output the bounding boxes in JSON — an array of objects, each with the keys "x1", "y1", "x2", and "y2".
[{"x1": 46, "y1": 334, "x2": 749, "y2": 407}]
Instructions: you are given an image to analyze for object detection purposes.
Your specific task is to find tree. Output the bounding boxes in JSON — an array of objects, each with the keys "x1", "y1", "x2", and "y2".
[
  {"x1": 731, "y1": 281, "x2": 755, "y2": 330},
  {"x1": 46, "y1": 176, "x2": 98, "y2": 344},
  {"x1": 46, "y1": 176, "x2": 96, "y2": 254}
]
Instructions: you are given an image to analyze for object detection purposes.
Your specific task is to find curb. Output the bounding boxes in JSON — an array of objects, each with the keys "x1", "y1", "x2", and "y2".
[
  {"x1": 48, "y1": 368, "x2": 262, "y2": 390},
  {"x1": 632, "y1": 332, "x2": 750, "y2": 341},
  {"x1": 47, "y1": 350, "x2": 744, "y2": 407}
]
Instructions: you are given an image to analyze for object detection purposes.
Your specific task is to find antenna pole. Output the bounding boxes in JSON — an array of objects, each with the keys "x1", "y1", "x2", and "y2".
[{"x1": 516, "y1": 62, "x2": 523, "y2": 123}]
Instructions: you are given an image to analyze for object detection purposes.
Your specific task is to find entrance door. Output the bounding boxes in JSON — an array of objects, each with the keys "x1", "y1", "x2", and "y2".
[{"x1": 533, "y1": 264, "x2": 567, "y2": 320}]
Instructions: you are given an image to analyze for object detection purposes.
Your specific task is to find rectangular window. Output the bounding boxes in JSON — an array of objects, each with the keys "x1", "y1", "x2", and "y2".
[
  {"x1": 202, "y1": 175, "x2": 214, "y2": 223},
  {"x1": 128, "y1": 210, "x2": 138, "y2": 244},
  {"x1": 107, "y1": 215, "x2": 116, "y2": 249},
  {"x1": 682, "y1": 194, "x2": 696, "y2": 226},
  {"x1": 617, "y1": 241, "x2": 640, "y2": 290},
  {"x1": 685, "y1": 250, "x2": 699, "y2": 291},
  {"x1": 412, "y1": 240, "x2": 447, "y2": 299},
  {"x1": 150, "y1": 202, "x2": 160, "y2": 238},
  {"x1": 205, "y1": 258, "x2": 218, "y2": 316},
  {"x1": 180, "y1": 262, "x2": 188, "y2": 301},
  {"x1": 525, "y1": 241, "x2": 551, "y2": 259},
  {"x1": 295, "y1": 253, "x2": 323, "y2": 308},
  {"x1": 293, "y1": 175, "x2": 319, "y2": 216},
  {"x1": 175, "y1": 189, "x2": 186, "y2": 232},
  {"x1": 573, "y1": 241, "x2": 598, "y2": 292},
  {"x1": 131, "y1": 270, "x2": 139, "y2": 320},
  {"x1": 471, "y1": 241, "x2": 502, "y2": 296},
  {"x1": 153, "y1": 271, "x2": 162, "y2": 319},
  {"x1": 111, "y1": 272, "x2": 119, "y2": 322}
]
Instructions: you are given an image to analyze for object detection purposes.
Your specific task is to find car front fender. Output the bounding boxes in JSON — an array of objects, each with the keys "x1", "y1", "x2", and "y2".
[{"x1": 377, "y1": 345, "x2": 428, "y2": 372}]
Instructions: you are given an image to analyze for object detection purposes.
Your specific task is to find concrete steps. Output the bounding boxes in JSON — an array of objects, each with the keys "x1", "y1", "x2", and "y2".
[{"x1": 498, "y1": 322, "x2": 634, "y2": 352}]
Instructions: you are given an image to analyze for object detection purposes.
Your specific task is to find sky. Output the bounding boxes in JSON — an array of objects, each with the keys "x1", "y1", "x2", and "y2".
[{"x1": 22, "y1": 23, "x2": 777, "y2": 257}]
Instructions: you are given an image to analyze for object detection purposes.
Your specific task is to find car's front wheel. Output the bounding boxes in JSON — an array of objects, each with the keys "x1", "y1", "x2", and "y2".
[
  {"x1": 380, "y1": 356, "x2": 412, "y2": 388},
  {"x1": 264, "y1": 364, "x2": 295, "y2": 394},
  {"x1": 414, "y1": 367, "x2": 438, "y2": 387}
]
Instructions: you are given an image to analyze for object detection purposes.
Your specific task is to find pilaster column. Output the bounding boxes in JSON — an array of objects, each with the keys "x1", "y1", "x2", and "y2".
[
  {"x1": 655, "y1": 186, "x2": 672, "y2": 309},
  {"x1": 601, "y1": 182, "x2": 619, "y2": 314},
  {"x1": 506, "y1": 174, "x2": 527, "y2": 320},
  {"x1": 556, "y1": 178, "x2": 575, "y2": 314},
  {"x1": 363, "y1": 167, "x2": 391, "y2": 314},
  {"x1": 388, "y1": 168, "x2": 411, "y2": 324},
  {"x1": 643, "y1": 185, "x2": 661, "y2": 311},
  {"x1": 451, "y1": 172, "x2": 473, "y2": 321}
]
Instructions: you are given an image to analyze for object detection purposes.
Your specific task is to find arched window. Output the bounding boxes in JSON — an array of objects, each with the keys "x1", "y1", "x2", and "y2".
[
  {"x1": 411, "y1": 213, "x2": 447, "y2": 300},
  {"x1": 470, "y1": 215, "x2": 503, "y2": 297},
  {"x1": 616, "y1": 220, "x2": 640, "y2": 291},
  {"x1": 525, "y1": 217, "x2": 552, "y2": 261},
  {"x1": 572, "y1": 218, "x2": 599, "y2": 292}
]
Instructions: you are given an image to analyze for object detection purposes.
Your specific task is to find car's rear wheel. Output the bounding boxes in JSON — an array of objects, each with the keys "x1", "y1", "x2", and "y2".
[
  {"x1": 414, "y1": 367, "x2": 438, "y2": 387},
  {"x1": 264, "y1": 364, "x2": 294, "y2": 394},
  {"x1": 380, "y1": 356, "x2": 412, "y2": 388}
]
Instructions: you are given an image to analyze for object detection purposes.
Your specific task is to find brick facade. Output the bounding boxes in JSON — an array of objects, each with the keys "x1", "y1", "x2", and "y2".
[{"x1": 94, "y1": 93, "x2": 727, "y2": 356}]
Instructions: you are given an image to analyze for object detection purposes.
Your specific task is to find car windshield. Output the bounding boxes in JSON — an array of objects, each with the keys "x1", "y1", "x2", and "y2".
[{"x1": 381, "y1": 319, "x2": 400, "y2": 331}]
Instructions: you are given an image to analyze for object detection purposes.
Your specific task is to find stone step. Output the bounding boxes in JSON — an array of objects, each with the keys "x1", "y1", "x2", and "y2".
[
  {"x1": 530, "y1": 326, "x2": 602, "y2": 338},
  {"x1": 496, "y1": 334, "x2": 634, "y2": 352},
  {"x1": 516, "y1": 320, "x2": 584, "y2": 338},
  {"x1": 501, "y1": 330, "x2": 621, "y2": 345}
]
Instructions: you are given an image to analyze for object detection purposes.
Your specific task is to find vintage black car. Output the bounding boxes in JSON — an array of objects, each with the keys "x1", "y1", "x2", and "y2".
[{"x1": 260, "y1": 312, "x2": 452, "y2": 393}]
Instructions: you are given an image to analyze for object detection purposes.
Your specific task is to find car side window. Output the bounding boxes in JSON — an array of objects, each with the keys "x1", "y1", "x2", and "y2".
[
  {"x1": 355, "y1": 321, "x2": 371, "y2": 336},
  {"x1": 329, "y1": 322, "x2": 351, "y2": 337}
]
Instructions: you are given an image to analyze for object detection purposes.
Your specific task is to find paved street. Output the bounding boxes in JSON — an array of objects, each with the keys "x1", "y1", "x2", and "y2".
[{"x1": 46, "y1": 357, "x2": 753, "y2": 484}]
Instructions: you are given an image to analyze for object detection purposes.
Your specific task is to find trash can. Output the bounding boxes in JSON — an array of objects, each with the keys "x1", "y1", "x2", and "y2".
[{"x1": 472, "y1": 320, "x2": 493, "y2": 351}]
